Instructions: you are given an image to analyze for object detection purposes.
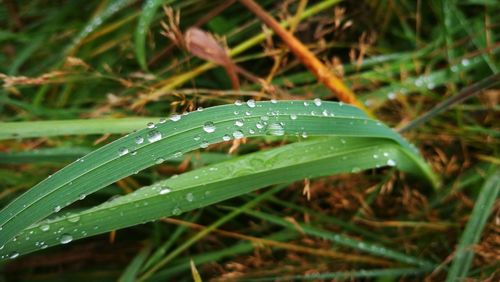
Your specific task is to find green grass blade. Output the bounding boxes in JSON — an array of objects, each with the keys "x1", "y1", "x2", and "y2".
[
  {"x1": 67, "y1": 0, "x2": 135, "y2": 54},
  {"x1": 134, "y1": 0, "x2": 168, "y2": 70},
  {"x1": 236, "y1": 267, "x2": 435, "y2": 281},
  {"x1": 0, "y1": 147, "x2": 91, "y2": 164},
  {"x1": 0, "y1": 101, "x2": 437, "y2": 251},
  {"x1": 446, "y1": 168, "x2": 500, "y2": 281},
  {"x1": 0, "y1": 136, "x2": 433, "y2": 260},
  {"x1": 118, "y1": 244, "x2": 152, "y2": 282},
  {"x1": 237, "y1": 209, "x2": 435, "y2": 267},
  {"x1": 0, "y1": 117, "x2": 160, "y2": 140}
]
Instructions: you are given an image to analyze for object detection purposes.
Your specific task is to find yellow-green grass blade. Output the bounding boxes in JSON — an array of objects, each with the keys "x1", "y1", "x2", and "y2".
[{"x1": 0, "y1": 101, "x2": 438, "y2": 252}]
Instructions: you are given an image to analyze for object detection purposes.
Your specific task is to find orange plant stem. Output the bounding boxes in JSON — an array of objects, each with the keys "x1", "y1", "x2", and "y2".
[{"x1": 238, "y1": 0, "x2": 371, "y2": 114}]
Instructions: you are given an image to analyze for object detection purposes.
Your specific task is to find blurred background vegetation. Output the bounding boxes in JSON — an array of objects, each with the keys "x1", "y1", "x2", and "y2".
[{"x1": 0, "y1": 0, "x2": 498, "y2": 281}]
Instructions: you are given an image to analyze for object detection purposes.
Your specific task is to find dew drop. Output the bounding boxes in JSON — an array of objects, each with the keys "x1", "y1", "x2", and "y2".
[
  {"x1": 118, "y1": 147, "x2": 129, "y2": 156},
  {"x1": 249, "y1": 129, "x2": 255, "y2": 134},
  {"x1": 186, "y1": 193, "x2": 194, "y2": 202},
  {"x1": 147, "y1": 130, "x2": 162, "y2": 143},
  {"x1": 233, "y1": 130, "x2": 244, "y2": 139},
  {"x1": 387, "y1": 159, "x2": 396, "y2": 166},
  {"x1": 234, "y1": 100, "x2": 242, "y2": 106},
  {"x1": 68, "y1": 216, "x2": 80, "y2": 223},
  {"x1": 135, "y1": 136, "x2": 144, "y2": 144},
  {"x1": 270, "y1": 99, "x2": 277, "y2": 104},
  {"x1": 155, "y1": 157, "x2": 165, "y2": 164},
  {"x1": 200, "y1": 141, "x2": 209, "y2": 148},
  {"x1": 160, "y1": 188, "x2": 171, "y2": 195},
  {"x1": 59, "y1": 234, "x2": 73, "y2": 244},
  {"x1": 373, "y1": 154, "x2": 379, "y2": 159},
  {"x1": 203, "y1": 122, "x2": 216, "y2": 133},
  {"x1": 194, "y1": 134, "x2": 201, "y2": 141},
  {"x1": 303, "y1": 101, "x2": 309, "y2": 106},
  {"x1": 39, "y1": 224, "x2": 50, "y2": 232},
  {"x1": 173, "y1": 151, "x2": 182, "y2": 158},
  {"x1": 197, "y1": 107, "x2": 204, "y2": 112},
  {"x1": 388, "y1": 92, "x2": 396, "y2": 100},
  {"x1": 246, "y1": 99, "x2": 256, "y2": 108},
  {"x1": 9, "y1": 252, "x2": 19, "y2": 259},
  {"x1": 222, "y1": 134, "x2": 231, "y2": 141},
  {"x1": 172, "y1": 207, "x2": 182, "y2": 215},
  {"x1": 159, "y1": 118, "x2": 166, "y2": 124},
  {"x1": 461, "y1": 58, "x2": 470, "y2": 66},
  {"x1": 290, "y1": 114, "x2": 297, "y2": 120},
  {"x1": 54, "y1": 206, "x2": 61, "y2": 213},
  {"x1": 301, "y1": 132, "x2": 308, "y2": 138},
  {"x1": 170, "y1": 114, "x2": 181, "y2": 122},
  {"x1": 313, "y1": 98, "x2": 322, "y2": 106},
  {"x1": 235, "y1": 119, "x2": 244, "y2": 127},
  {"x1": 260, "y1": 115, "x2": 269, "y2": 121},
  {"x1": 147, "y1": 122, "x2": 155, "y2": 129},
  {"x1": 266, "y1": 122, "x2": 285, "y2": 136},
  {"x1": 256, "y1": 122, "x2": 264, "y2": 129}
]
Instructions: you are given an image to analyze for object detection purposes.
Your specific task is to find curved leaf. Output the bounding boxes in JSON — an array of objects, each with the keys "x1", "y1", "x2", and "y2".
[
  {"x1": 134, "y1": 0, "x2": 167, "y2": 70},
  {"x1": 0, "y1": 101, "x2": 438, "y2": 252},
  {"x1": 2, "y1": 136, "x2": 432, "y2": 259}
]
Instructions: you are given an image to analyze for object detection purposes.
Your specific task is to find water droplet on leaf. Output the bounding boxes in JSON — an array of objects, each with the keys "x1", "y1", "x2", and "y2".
[
  {"x1": 266, "y1": 122, "x2": 285, "y2": 136},
  {"x1": 60, "y1": 234, "x2": 73, "y2": 244},
  {"x1": 203, "y1": 121, "x2": 216, "y2": 133}
]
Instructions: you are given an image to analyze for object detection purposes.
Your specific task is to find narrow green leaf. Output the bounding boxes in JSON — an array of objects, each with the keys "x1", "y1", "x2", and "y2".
[
  {"x1": 66, "y1": 0, "x2": 135, "y2": 54},
  {"x1": 0, "y1": 117, "x2": 159, "y2": 140},
  {"x1": 1, "y1": 136, "x2": 433, "y2": 260},
  {"x1": 446, "y1": 168, "x2": 500, "y2": 281},
  {"x1": 119, "y1": 244, "x2": 152, "y2": 282},
  {"x1": 0, "y1": 147, "x2": 91, "y2": 164},
  {"x1": 236, "y1": 209, "x2": 435, "y2": 267},
  {"x1": 0, "y1": 101, "x2": 438, "y2": 254},
  {"x1": 233, "y1": 267, "x2": 434, "y2": 281},
  {"x1": 134, "y1": 0, "x2": 167, "y2": 70}
]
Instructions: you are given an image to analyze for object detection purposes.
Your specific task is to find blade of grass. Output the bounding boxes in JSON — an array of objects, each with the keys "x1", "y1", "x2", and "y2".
[
  {"x1": 118, "y1": 244, "x2": 152, "y2": 282},
  {"x1": 0, "y1": 117, "x2": 160, "y2": 140},
  {"x1": 0, "y1": 101, "x2": 437, "y2": 252},
  {"x1": 234, "y1": 267, "x2": 435, "y2": 281},
  {"x1": 446, "y1": 167, "x2": 499, "y2": 281},
  {"x1": 399, "y1": 73, "x2": 500, "y2": 132},
  {"x1": 232, "y1": 209, "x2": 435, "y2": 267},
  {"x1": 0, "y1": 147, "x2": 92, "y2": 164},
  {"x1": 134, "y1": 0, "x2": 171, "y2": 70},
  {"x1": 1, "y1": 134, "x2": 434, "y2": 260}
]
